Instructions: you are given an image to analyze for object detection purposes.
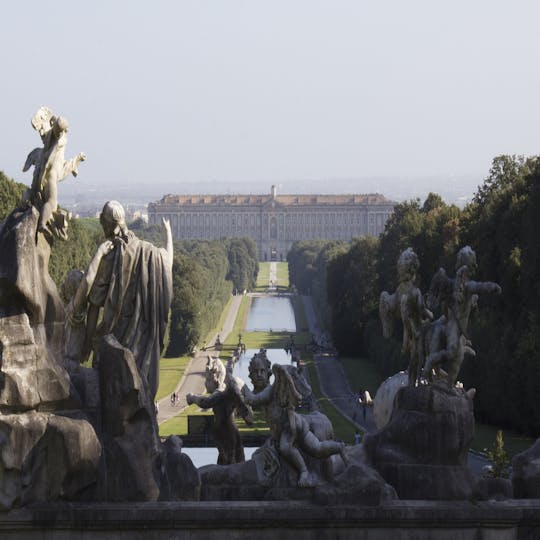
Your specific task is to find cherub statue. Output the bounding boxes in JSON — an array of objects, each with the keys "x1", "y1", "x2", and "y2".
[
  {"x1": 22, "y1": 106, "x2": 86, "y2": 238},
  {"x1": 187, "y1": 356, "x2": 253, "y2": 465},
  {"x1": 423, "y1": 246, "x2": 501, "y2": 387},
  {"x1": 240, "y1": 363, "x2": 346, "y2": 487},
  {"x1": 379, "y1": 248, "x2": 433, "y2": 385}
]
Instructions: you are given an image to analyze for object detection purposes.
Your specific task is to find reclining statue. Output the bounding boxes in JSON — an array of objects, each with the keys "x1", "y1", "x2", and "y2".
[{"x1": 238, "y1": 362, "x2": 346, "y2": 487}]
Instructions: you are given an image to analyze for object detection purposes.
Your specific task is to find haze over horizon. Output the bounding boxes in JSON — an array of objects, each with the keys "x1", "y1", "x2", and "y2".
[{"x1": 3, "y1": 1, "x2": 539, "y2": 204}]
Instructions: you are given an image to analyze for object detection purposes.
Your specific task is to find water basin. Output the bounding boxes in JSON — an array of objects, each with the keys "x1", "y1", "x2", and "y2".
[{"x1": 245, "y1": 296, "x2": 296, "y2": 332}]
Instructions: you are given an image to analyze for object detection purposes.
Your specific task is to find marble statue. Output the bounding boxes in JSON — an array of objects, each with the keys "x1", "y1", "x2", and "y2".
[
  {"x1": 240, "y1": 363, "x2": 347, "y2": 487},
  {"x1": 22, "y1": 106, "x2": 86, "y2": 238},
  {"x1": 423, "y1": 246, "x2": 501, "y2": 387},
  {"x1": 379, "y1": 248, "x2": 433, "y2": 385},
  {"x1": 71, "y1": 201, "x2": 173, "y2": 399},
  {"x1": 187, "y1": 356, "x2": 253, "y2": 465}
]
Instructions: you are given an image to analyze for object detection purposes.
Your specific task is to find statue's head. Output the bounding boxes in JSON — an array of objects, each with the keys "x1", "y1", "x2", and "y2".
[
  {"x1": 61, "y1": 269, "x2": 83, "y2": 304},
  {"x1": 205, "y1": 356, "x2": 226, "y2": 393},
  {"x1": 31, "y1": 106, "x2": 53, "y2": 138},
  {"x1": 52, "y1": 115, "x2": 69, "y2": 137},
  {"x1": 100, "y1": 200, "x2": 128, "y2": 240},
  {"x1": 455, "y1": 246, "x2": 477, "y2": 274},
  {"x1": 248, "y1": 352, "x2": 272, "y2": 393},
  {"x1": 397, "y1": 248, "x2": 419, "y2": 283}
]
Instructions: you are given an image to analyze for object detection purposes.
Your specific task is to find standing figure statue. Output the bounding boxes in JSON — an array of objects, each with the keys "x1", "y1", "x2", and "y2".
[
  {"x1": 423, "y1": 246, "x2": 501, "y2": 387},
  {"x1": 187, "y1": 356, "x2": 253, "y2": 465},
  {"x1": 240, "y1": 363, "x2": 346, "y2": 487},
  {"x1": 22, "y1": 106, "x2": 86, "y2": 238},
  {"x1": 379, "y1": 248, "x2": 433, "y2": 385},
  {"x1": 74, "y1": 200, "x2": 173, "y2": 399}
]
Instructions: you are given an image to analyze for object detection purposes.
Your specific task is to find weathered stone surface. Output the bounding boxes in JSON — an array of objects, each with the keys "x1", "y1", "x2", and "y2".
[
  {"x1": 99, "y1": 334, "x2": 161, "y2": 501},
  {"x1": 0, "y1": 314, "x2": 72, "y2": 409},
  {"x1": 0, "y1": 207, "x2": 64, "y2": 331},
  {"x1": 1, "y1": 500, "x2": 540, "y2": 540},
  {"x1": 511, "y1": 437, "x2": 540, "y2": 498},
  {"x1": 200, "y1": 441, "x2": 395, "y2": 505},
  {"x1": 159, "y1": 436, "x2": 200, "y2": 501},
  {"x1": 99, "y1": 335, "x2": 199, "y2": 502},
  {"x1": 364, "y1": 383, "x2": 475, "y2": 499},
  {"x1": 0, "y1": 411, "x2": 101, "y2": 509},
  {"x1": 474, "y1": 476, "x2": 513, "y2": 501}
]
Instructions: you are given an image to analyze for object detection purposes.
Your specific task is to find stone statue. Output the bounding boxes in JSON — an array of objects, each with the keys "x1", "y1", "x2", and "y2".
[
  {"x1": 379, "y1": 248, "x2": 433, "y2": 385},
  {"x1": 248, "y1": 349, "x2": 273, "y2": 393},
  {"x1": 75, "y1": 201, "x2": 173, "y2": 399},
  {"x1": 423, "y1": 246, "x2": 501, "y2": 387},
  {"x1": 240, "y1": 363, "x2": 346, "y2": 487},
  {"x1": 187, "y1": 356, "x2": 253, "y2": 465},
  {"x1": 22, "y1": 106, "x2": 86, "y2": 238}
]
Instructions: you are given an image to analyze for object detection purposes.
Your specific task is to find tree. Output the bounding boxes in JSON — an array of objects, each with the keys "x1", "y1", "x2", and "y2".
[
  {"x1": 0, "y1": 171, "x2": 26, "y2": 221},
  {"x1": 327, "y1": 236, "x2": 379, "y2": 354}
]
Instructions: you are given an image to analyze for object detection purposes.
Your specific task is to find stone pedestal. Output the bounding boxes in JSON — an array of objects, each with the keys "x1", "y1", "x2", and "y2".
[
  {"x1": 364, "y1": 383, "x2": 475, "y2": 500},
  {"x1": 512, "y1": 438, "x2": 540, "y2": 498}
]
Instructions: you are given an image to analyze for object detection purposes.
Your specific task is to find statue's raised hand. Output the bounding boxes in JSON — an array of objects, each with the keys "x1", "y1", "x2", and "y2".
[{"x1": 97, "y1": 240, "x2": 114, "y2": 257}]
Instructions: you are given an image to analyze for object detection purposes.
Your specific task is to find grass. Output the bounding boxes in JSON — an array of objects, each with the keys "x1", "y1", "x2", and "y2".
[
  {"x1": 156, "y1": 356, "x2": 192, "y2": 401},
  {"x1": 159, "y1": 404, "x2": 212, "y2": 437},
  {"x1": 471, "y1": 423, "x2": 535, "y2": 459},
  {"x1": 304, "y1": 355, "x2": 358, "y2": 444},
  {"x1": 340, "y1": 357, "x2": 385, "y2": 397},
  {"x1": 255, "y1": 262, "x2": 270, "y2": 291},
  {"x1": 276, "y1": 262, "x2": 289, "y2": 289}
]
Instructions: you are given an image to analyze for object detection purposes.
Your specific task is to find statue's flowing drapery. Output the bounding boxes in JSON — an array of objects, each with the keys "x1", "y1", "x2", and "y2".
[{"x1": 90, "y1": 232, "x2": 172, "y2": 398}]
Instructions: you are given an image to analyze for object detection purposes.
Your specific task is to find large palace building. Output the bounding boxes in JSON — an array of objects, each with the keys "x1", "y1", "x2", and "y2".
[{"x1": 148, "y1": 186, "x2": 394, "y2": 261}]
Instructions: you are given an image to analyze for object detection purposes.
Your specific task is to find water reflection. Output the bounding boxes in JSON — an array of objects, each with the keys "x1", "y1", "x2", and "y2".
[
  {"x1": 245, "y1": 296, "x2": 296, "y2": 332},
  {"x1": 183, "y1": 447, "x2": 258, "y2": 468}
]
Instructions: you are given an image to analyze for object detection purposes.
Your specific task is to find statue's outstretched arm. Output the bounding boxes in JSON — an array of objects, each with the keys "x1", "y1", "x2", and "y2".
[
  {"x1": 242, "y1": 384, "x2": 272, "y2": 406},
  {"x1": 187, "y1": 391, "x2": 221, "y2": 409},
  {"x1": 22, "y1": 148, "x2": 41, "y2": 172},
  {"x1": 467, "y1": 280, "x2": 501, "y2": 296},
  {"x1": 162, "y1": 218, "x2": 173, "y2": 270},
  {"x1": 71, "y1": 241, "x2": 114, "y2": 316}
]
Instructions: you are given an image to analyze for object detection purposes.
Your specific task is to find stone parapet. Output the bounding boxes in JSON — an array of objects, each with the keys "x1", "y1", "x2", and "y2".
[{"x1": 0, "y1": 500, "x2": 539, "y2": 539}]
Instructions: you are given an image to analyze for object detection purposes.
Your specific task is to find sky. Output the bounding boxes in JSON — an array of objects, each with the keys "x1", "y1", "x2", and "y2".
[{"x1": 2, "y1": 1, "x2": 540, "y2": 198}]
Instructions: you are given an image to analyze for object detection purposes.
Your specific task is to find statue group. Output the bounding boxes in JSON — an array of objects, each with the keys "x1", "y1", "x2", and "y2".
[
  {"x1": 0, "y1": 107, "x2": 196, "y2": 508},
  {"x1": 1, "y1": 107, "x2": 539, "y2": 512}
]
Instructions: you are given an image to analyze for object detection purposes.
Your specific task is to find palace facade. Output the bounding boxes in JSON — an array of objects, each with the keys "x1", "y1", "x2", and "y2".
[{"x1": 148, "y1": 186, "x2": 394, "y2": 261}]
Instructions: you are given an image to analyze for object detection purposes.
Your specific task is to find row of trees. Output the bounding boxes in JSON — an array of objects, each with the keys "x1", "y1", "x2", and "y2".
[
  {"x1": 0, "y1": 171, "x2": 259, "y2": 357},
  {"x1": 288, "y1": 155, "x2": 540, "y2": 436}
]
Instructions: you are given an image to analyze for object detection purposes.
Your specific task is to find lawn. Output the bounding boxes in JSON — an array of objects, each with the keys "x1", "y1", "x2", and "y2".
[
  {"x1": 472, "y1": 422, "x2": 535, "y2": 459},
  {"x1": 304, "y1": 355, "x2": 358, "y2": 444},
  {"x1": 340, "y1": 357, "x2": 385, "y2": 397},
  {"x1": 159, "y1": 404, "x2": 212, "y2": 437},
  {"x1": 156, "y1": 356, "x2": 192, "y2": 401},
  {"x1": 255, "y1": 262, "x2": 270, "y2": 291},
  {"x1": 275, "y1": 262, "x2": 289, "y2": 289}
]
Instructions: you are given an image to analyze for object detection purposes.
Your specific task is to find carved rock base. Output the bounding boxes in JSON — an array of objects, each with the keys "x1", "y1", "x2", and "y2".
[{"x1": 364, "y1": 382, "x2": 475, "y2": 500}]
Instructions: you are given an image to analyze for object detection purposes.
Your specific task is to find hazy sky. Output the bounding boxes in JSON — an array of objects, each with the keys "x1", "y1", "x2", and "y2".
[{"x1": 2, "y1": 1, "x2": 540, "y2": 194}]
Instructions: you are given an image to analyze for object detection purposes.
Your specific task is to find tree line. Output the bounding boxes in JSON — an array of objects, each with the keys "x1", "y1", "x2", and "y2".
[
  {"x1": 287, "y1": 155, "x2": 540, "y2": 437},
  {"x1": 0, "y1": 171, "x2": 259, "y2": 357}
]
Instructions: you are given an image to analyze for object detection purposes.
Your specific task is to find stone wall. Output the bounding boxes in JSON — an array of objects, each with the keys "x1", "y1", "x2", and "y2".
[{"x1": 1, "y1": 500, "x2": 540, "y2": 539}]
